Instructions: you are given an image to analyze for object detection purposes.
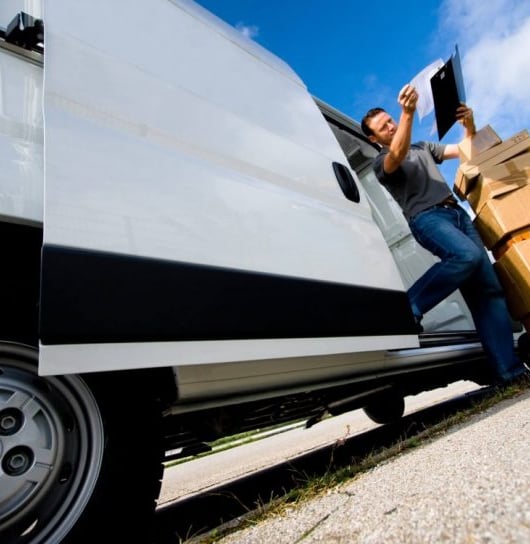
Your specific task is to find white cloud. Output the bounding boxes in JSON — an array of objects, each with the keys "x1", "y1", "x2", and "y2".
[
  {"x1": 439, "y1": 0, "x2": 530, "y2": 137},
  {"x1": 235, "y1": 21, "x2": 259, "y2": 39}
]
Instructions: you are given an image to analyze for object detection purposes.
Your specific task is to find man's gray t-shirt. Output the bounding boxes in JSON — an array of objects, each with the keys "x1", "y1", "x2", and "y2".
[{"x1": 372, "y1": 142, "x2": 452, "y2": 221}]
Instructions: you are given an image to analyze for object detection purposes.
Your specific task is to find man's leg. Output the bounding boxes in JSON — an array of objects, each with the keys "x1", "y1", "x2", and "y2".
[
  {"x1": 456, "y1": 209, "x2": 523, "y2": 381},
  {"x1": 407, "y1": 207, "x2": 482, "y2": 320}
]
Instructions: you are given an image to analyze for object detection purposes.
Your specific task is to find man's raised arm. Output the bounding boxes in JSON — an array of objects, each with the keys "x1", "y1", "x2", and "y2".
[{"x1": 384, "y1": 84, "x2": 418, "y2": 173}]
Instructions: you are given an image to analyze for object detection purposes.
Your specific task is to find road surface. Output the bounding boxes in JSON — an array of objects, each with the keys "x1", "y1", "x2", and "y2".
[{"x1": 159, "y1": 380, "x2": 480, "y2": 504}]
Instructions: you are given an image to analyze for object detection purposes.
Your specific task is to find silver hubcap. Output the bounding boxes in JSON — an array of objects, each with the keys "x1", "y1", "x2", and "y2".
[{"x1": 0, "y1": 344, "x2": 104, "y2": 543}]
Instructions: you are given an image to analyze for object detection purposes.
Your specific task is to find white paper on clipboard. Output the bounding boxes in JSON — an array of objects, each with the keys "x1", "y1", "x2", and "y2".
[{"x1": 410, "y1": 58, "x2": 444, "y2": 120}]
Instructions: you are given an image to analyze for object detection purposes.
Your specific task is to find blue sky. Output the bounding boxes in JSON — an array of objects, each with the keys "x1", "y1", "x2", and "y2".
[
  {"x1": 3, "y1": 1, "x2": 528, "y2": 189},
  {"x1": 196, "y1": 0, "x2": 530, "y2": 186}
]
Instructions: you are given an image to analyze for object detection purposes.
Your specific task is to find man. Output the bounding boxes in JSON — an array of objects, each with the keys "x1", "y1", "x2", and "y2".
[{"x1": 361, "y1": 83, "x2": 526, "y2": 385}]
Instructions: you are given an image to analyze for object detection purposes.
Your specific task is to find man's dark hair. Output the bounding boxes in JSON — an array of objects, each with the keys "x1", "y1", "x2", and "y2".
[{"x1": 361, "y1": 107, "x2": 385, "y2": 137}]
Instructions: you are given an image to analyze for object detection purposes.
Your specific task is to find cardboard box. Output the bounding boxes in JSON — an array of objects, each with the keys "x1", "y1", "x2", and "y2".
[
  {"x1": 474, "y1": 183, "x2": 530, "y2": 249},
  {"x1": 482, "y1": 151, "x2": 530, "y2": 180},
  {"x1": 492, "y1": 228, "x2": 530, "y2": 260},
  {"x1": 458, "y1": 125, "x2": 502, "y2": 162},
  {"x1": 467, "y1": 168, "x2": 530, "y2": 214},
  {"x1": 453, "y1": 130, "x2": 530, "y2": 198},
  {"x1": 454, "y1": 163, "x2": 478, "y2": 198},
  {"x1": 468, "y1": 129, "x2": 529, "y2": 167},
  {"x1": 494, "y1": 238, "x2": 530, "y2": 319}
]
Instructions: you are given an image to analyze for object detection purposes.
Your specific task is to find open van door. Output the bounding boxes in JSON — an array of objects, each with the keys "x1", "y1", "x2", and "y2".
[{"x1": 39, "y1": 0, "x2": 418, "y2": 376}]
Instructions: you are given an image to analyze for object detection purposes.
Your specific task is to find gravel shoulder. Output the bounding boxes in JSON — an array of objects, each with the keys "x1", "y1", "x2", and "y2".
[{"x1": 215, "y1": 389, "x2": 530, "y2": 544}]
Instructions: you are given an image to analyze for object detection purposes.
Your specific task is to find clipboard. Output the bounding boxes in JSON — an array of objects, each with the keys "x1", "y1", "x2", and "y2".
[{"x1": 430, "y1": 45, "x2": 466, "y2": 140}]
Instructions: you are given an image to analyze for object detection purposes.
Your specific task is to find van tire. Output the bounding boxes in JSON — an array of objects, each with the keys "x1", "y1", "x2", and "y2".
[
  {"x1": 0, "y1": 343, "x2": 163, "y2": 544},
  {"x1": 363, "y1": 393, "x2": 405, "y2": 425}
]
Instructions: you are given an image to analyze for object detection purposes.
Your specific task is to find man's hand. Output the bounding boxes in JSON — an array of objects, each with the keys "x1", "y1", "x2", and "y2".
[
  {"x1": 398, "y1": 84, "x2": 418, "y2": 113},
  {"x1": 456, "y1": 103, "x2": 476, "y2": 136},
  {"x1": 442, "y1": 104, "x2": 477, "y2": 159}
]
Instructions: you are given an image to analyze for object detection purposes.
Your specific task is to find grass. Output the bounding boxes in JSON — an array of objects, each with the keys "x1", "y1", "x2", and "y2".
[{"x1": 189, "y1": 380, "x2": 529, "y2": 543}]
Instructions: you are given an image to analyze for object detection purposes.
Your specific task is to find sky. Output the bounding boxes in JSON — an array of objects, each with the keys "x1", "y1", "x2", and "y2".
[
  {"x1": 195, "y1": 0, "x2": 530, "y2": 186},
  {"x1": 2, "y1": 0, "x2": 529, "y2": 189}
]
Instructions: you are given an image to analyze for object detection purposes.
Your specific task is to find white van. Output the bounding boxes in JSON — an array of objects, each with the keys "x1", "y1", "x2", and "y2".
[{"x1": 0, "y1": 1, "x2": 524, "y2": 542}]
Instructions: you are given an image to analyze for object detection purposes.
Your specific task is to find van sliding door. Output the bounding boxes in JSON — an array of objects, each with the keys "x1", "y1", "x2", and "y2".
[{"x1": 39, "y1": 0, "x2": 418, "y2": 375}]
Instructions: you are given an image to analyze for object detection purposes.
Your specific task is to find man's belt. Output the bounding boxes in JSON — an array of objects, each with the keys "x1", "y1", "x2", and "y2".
[{"x1": 436, "y1": 196, "x2": 459, "y2": 209}]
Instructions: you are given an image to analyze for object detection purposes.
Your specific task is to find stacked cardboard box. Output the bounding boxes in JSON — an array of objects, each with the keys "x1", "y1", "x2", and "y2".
[{"x1": 453, "y1": 125, "x2": 530, "y2": 332}]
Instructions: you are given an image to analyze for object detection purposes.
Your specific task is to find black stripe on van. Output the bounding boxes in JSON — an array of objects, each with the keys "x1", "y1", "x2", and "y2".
[{"x1": 39, "y1": 245, "x2": 417, "y2": 345}]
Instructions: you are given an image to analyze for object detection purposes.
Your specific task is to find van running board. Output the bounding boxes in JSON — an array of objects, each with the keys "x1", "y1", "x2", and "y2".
[{"x1": 418, "y1": 330, "x2": 482, "y2": 348}]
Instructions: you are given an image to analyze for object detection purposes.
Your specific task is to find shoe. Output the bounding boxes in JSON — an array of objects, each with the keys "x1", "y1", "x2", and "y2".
[
  {"x1": 413, "y1": 315, "x2": 424, "y2": 334},
  {"x1": 492, "y1": 367, "x2": 530, "y2": 390}
]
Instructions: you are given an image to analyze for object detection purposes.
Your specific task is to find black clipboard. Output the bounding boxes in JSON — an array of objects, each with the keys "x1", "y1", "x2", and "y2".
[{"x1": 430, "y1": 45, "x2": 466, "y2": 140}]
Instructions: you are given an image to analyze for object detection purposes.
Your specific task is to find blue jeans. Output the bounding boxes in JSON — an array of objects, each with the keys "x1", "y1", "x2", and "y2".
[{"x1": 408, "y1": 205, "x2": 522, "y2": 381}]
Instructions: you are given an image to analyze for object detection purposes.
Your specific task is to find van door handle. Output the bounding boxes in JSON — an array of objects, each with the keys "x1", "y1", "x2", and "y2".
[{"x1": 332, "y1": 162, "x2": 360, "y2": 203}]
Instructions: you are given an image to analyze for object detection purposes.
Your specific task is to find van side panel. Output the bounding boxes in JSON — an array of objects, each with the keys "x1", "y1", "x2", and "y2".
[{"x1": 40, "y1": 0, "x2": 418, "y2": 374}]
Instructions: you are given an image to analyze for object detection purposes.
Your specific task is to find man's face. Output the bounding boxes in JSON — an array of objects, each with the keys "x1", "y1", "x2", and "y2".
[{"x1": 367, "y1": 111, "x2": 398, "y2": 146}]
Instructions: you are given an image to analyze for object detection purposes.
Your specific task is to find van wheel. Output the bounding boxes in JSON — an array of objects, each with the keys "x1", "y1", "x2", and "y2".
[
  {"x1": 363, "y1": 393, "x2": 405, "y2": 425},
  {"x1": 0, "y1": 343, "x2": 163, "y2": 544}
]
